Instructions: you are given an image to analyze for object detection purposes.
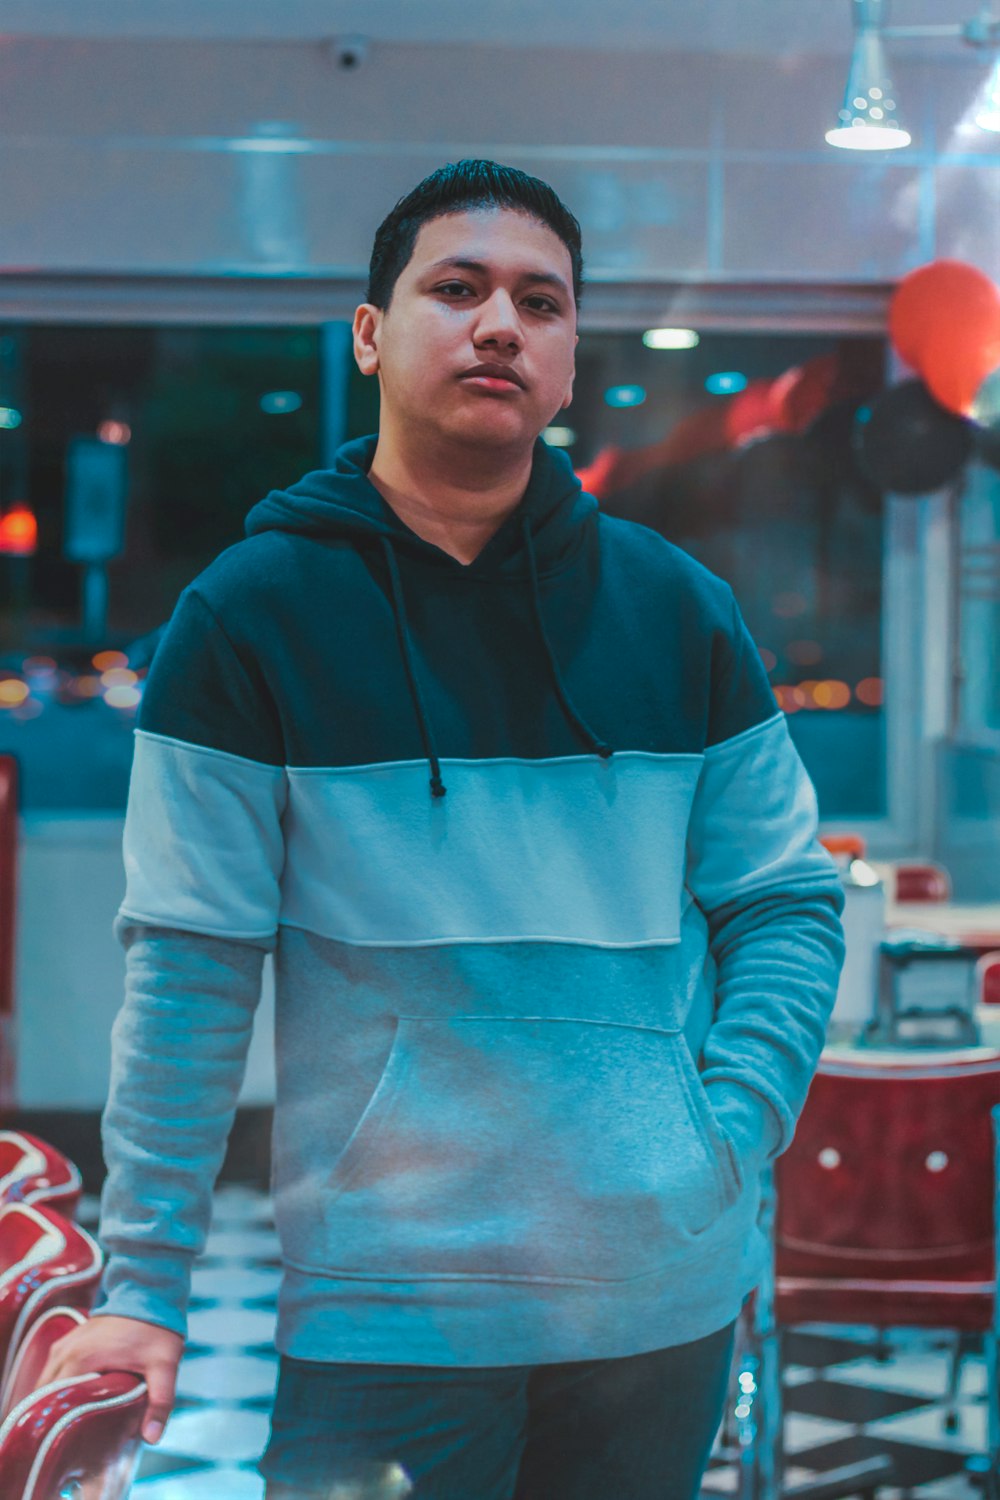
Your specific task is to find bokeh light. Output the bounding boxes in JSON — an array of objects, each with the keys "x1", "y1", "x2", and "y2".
[
  {"x1": 856, "y1": 676, "x2": 884, "y2": 706},
  {"x1": 92, "y1": 650, "x2": 129, "y2": 671},
  {"x1": 0, "y1": 680, "x2": 30, "y2": 707},
  {"x1": 604, "y1": 385, "x2": 647, "y2": 408},
  {"x1": 104, "y1": 685, "x2": 142, "y2": 710},
  {"x1": 813, "y1": 680, "x2": 852, "y2": 709}
]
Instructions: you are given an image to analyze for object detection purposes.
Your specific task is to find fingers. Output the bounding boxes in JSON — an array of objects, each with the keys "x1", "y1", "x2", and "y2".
[
  {"x1": 21, "y1": 1320, "x2": 182, "y2": 1446},
  {"x1": 142, "y1": 1360, "x2": 179, "y2": 1444}
]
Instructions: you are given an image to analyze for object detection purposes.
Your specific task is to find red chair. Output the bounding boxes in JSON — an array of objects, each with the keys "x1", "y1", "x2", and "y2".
[
  {"x1": 0, "y1": 1131, "x2": 83, "y2": 1218},
  {"x1": 893, "y1": 862, "x2": 952, "y2": 903},
  {"x1": 735, "y1": 1053, "x2": 1000, "y2": 1500},
  {"x1": 0, "y1": 1367, "x2": 146, "y2": 1500},
  {"x1": 980, "y1": 953, "x2": 1000, "y2": 1008},
  {"x1": 0, "y1": 1216, "x2": 149, "y2": 1498},
  {"x1": 1, "y1": 1305, "x2": 88, "y2": 1416},
  {"x1": 0, "y1": 1202, "x2": 102, "y2": 1397}
]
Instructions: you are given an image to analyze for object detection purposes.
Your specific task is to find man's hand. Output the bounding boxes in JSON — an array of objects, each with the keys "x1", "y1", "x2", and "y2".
[{"x1": 37, "y1": 1314, "x2": 184, "y2": 1444}]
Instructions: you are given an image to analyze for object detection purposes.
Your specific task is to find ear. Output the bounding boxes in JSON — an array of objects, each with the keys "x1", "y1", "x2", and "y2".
[
  {"x1": 353, "y1": 304, "x2": 382, "y2": 377},
  {"x1": 559, "y1": 340, "x2": 578, "y2": 410}
]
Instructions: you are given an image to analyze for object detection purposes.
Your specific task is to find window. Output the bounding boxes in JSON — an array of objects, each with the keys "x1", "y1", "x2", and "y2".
[
  {"x1": 383, "y1": 328, "x2": 886, "y2": 822},
  {"x1": 0, "y1": 324, "x2": 322, "y2": 811}
]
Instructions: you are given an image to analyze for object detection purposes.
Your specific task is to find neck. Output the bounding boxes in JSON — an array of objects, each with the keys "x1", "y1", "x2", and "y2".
[{"x1": 366, "y1": 426, "x2": 534, "y2": 566}]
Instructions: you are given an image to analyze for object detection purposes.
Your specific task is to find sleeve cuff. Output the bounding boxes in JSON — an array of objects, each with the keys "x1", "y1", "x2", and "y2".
[
  {"x1": 89, "y1": 1250, "x2": 193, "y2": 1340},
  {"x1": 703, "y1": 1078, "x2": 784, "y2": 1170}
]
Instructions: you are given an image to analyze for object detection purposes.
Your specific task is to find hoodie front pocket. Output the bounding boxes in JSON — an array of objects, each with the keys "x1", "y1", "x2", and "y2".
[{"x1": 318, "y1": 1014, "x2": 739, "y2": 1284}]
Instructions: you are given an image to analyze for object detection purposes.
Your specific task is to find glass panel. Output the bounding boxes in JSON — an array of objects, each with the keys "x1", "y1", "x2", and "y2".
[
  {"x1": 957, "y1": 459, "x2": 1000, "y2": 740},
  {"x1": 559, "y1": 331, "x2": 887, "y2": 820},
  {"x1": 0, "y1": 324, "x2": 322, "y2": 811}
]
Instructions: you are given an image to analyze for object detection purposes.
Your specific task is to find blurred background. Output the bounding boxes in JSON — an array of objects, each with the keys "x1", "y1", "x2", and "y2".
[{"x1": 2, "y1": 4, "x2": 1000, "y2": 1496}]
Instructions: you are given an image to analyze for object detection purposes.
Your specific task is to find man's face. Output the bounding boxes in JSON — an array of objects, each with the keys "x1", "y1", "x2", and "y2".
[{"x1": 354, "y1": 206, "x2": 578, "y2": 454}]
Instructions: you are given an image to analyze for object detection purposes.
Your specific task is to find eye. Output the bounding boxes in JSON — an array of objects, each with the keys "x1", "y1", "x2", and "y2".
[
  {"x1": 525, "y1": 295, "x2": 559, "y2": 313},
  {"x1": 436, "y1": 281, "x2": 473, "y2": 297}
]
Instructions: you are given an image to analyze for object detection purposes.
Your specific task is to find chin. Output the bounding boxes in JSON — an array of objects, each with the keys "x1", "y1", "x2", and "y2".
[{"x1": 444, "y1": 413, "x2": 535, "y2": 450}]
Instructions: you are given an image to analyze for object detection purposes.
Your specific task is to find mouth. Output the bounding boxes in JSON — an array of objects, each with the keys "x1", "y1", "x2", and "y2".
[{"x1": 458, "y1": 364, "x2": 526, "y2": 392}]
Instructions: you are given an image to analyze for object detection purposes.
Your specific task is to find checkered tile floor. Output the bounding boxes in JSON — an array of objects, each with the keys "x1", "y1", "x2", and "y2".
[{"x1": 76, "y1": 1188, "x2": 992, "y2": 1499}]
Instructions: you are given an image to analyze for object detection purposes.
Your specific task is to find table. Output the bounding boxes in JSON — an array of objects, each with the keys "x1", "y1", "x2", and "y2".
[{"x1": 885, "y1": 901, "x2": 1000, "y2": 957}]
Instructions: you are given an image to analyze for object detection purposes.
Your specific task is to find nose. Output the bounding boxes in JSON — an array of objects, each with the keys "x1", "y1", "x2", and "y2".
[{"x1": 474, "y1": 288, "x2": 522, "y2": 351}]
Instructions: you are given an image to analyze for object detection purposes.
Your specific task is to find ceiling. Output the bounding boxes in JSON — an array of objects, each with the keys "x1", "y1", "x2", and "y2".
[{"x1": 0, "y1": 0, "x2": 987, "y2": 57}]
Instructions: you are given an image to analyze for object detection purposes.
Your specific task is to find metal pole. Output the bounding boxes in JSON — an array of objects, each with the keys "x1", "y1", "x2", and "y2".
[{"x1": 82, "y1": 562, "x2": 109, "y2": 642}]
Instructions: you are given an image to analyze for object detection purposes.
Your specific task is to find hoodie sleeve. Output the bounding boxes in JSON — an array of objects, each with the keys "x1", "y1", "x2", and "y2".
[
  {"x1": 92, "y1": 584, "x2": 287, "y2": 1336},
  {"x1": 685, "y1": 588, "x2": 846, "y2": 1172}
]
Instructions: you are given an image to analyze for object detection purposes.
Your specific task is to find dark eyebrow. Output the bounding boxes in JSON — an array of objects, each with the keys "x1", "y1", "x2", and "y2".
[{"x1": 425, "y1": 257, "x2": 570, "y2": 299}]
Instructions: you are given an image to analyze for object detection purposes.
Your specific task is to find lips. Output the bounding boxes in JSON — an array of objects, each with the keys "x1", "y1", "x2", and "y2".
[{"x1": 458, "y1": 363, "x2": 526, "y2": 389}]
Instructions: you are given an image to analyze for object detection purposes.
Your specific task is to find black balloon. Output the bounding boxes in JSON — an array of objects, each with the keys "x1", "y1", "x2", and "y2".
[
  {"x1": 855, "y1": 379, "x2": 974, "y2": 495},
  {"x1": 805, "y1": 399, "x2": 883, "y2": 516},
  {"x1": 973, "y1": 422, "x2": 1000, "y2": 474}
]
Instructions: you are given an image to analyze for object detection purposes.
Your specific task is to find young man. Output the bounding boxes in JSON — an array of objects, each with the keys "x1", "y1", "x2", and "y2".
[{"x1": 42, "y1": 160, "x2": 845, "y2": 1499}]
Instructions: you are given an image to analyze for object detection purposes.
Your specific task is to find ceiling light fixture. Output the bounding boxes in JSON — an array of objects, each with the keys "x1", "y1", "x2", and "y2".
[
  {"x1": 826, "y1": 0, "x2": 910, "y2": 150},
  {"x1": 641, "y1": 328, "x2": 700, "y2": 350},
  {"x1": 827, "y1": 2, "x2": 1000, "y2": 149}
]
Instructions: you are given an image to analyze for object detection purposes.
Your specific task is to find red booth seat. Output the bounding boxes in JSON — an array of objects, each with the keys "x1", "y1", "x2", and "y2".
[
  {"x1": 0, "y1": 1208, "x2": 148, "y2": 1499},
  {"x1": 0, "y1": 1368, "x2": 146, "y2": 1500},
  {"x1": 0, "y1": 1132, "x2": 83, "y2": 1218},
  {"x1": 0, "y1": 1202, "x2": 102, "y2": 1398}
]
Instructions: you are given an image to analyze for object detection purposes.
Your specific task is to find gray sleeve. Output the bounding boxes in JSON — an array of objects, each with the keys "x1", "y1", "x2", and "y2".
[{"x1": 91, "y1": 920, "x2": 270, "y2": 1337}]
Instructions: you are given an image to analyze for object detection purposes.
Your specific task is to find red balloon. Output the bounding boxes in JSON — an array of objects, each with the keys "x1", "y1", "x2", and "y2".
[
  {"x1": 724, "y1": 379, "x2": 778, "y2": 444},
  {"x1": 921, "y1": 320, "x2": 1000, "y2": 417},
  {"x1": 889, "y1": 259, "x2": 1000, "y2": 372},
  {"x1": 769, "y1": 354, "x2": 840, "y2": 432}
]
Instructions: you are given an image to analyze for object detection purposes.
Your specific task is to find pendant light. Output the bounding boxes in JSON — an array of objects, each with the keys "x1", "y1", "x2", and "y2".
[{"x1": 826, "y1": 0, "x2": 912, "y2": 149}]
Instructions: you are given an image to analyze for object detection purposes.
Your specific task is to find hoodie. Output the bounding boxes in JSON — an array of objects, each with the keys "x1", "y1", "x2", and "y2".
[{"x1": 93, "y1": 431, "x2": 845, "y2": 1365}]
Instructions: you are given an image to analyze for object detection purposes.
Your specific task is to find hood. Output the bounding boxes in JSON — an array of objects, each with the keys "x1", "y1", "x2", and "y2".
[
  {"x1": 244, "y1": 432, "x2": 597, "y2": 577},
  {"x1": 244, "y1": 433, "x2": 610, "y2": 800}
]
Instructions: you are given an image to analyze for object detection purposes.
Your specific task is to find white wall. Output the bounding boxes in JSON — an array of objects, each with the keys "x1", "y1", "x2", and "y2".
[
  {"x1": 14, "y1": 816, "x2": 276, "y2": 1109},
  {"x1": 0, "y1": 39, "x2": 998, "y2": 294}
]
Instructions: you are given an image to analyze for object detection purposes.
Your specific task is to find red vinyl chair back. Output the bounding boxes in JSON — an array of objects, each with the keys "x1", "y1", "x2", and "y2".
[
  {"x1": 774, "y1": 1055, "x2": 1000, "y2": 1330},
  {"x1": 893, "y1": 862, "x2": 953, "y2": 903},
  {"x1": 0, "y1": 1202, "x2": 102, "y2": 1396},
  {"x1": 0, "y1": 1368, "x2": 146, "y2": 1500},
  {"x1": 979, "y1": 953, "x2": 1000, "y2": 1007},
  {"x1": 0, "y1": 1131, "x2": 83, "y2": 1218},
  {"x1": 0, "y1": 1307, "x2": 148, "y2": 1499},
  {"x1": 1, "y1": 1305, "x2": 88, "y2": 1418}
]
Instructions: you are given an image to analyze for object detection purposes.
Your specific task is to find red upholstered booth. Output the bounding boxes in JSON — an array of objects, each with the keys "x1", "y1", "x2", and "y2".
[
  {"x1": 0, "y1": 1366, "x2": 147, "y2": 1500},
  {"x1": 0, "y1": 1131, "x2": 83, "y2": 1218},
  {"x1": 0, "y1": 1200, "x2": 148, "y2": 1499},
  {"x1": 0, "y1": 1202, "x2": 103, "y2": 1399}
]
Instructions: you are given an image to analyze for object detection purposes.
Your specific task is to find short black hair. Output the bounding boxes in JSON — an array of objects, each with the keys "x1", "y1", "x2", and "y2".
[{"x1": 366, "y1": 159, "x2": 584, "y2": 313}]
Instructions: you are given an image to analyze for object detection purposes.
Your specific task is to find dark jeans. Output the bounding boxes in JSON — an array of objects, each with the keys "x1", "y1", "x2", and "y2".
[{"x1": 259, "y1": 1317, "x2": 737, "y2": 1500}]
